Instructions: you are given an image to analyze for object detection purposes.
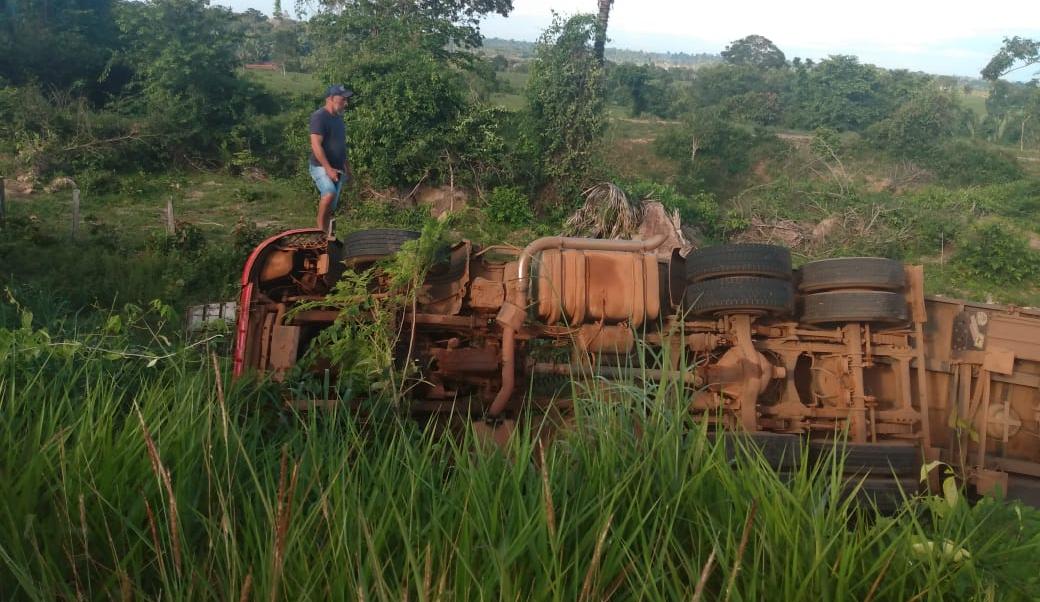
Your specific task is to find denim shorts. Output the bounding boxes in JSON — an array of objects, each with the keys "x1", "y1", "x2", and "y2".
[{"x1": 308, "y1": 163, "x2": 345, "y2": 210}]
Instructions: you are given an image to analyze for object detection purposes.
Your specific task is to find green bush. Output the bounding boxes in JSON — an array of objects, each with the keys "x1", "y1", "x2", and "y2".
[
  {"x1": 955, "y1": 220, "x2": 1040, "y2": 284},
  {"x1": 927, "y1": 140, "x2": 1023, "y2": 186},
  {"x1": 485, "y1": 186, "x2": 533, "y2": 226},
  {"x1": 525, "y1": 14, "x2": 606, "y2": 200},
  {"x1": 866, "y1": 89, "x2": 967, "y2": 161},
  {"x1": 348, "y1": 199, "x2": 432, "y2": 231},
  {"x1": 623, "y1": 179, "x2": 733, "y2": 242}
]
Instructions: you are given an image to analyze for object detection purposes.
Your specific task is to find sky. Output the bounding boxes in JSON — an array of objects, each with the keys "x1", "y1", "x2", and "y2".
[{"x1": 224, "y1": 0, "x2": 1040, "y2": 79}]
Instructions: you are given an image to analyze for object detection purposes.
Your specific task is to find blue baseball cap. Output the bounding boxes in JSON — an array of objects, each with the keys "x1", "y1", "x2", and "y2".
[{"x1": 325, "y1": 84, "x2": 354, "y2": 98}]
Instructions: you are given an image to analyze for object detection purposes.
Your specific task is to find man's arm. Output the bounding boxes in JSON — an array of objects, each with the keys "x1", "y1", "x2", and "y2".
[{"x1": 309, "y1": 134, "x2": 339, "y2": 182}]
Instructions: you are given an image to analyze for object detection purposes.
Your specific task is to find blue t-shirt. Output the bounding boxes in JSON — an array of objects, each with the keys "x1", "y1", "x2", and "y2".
[{"x1": 308, "y1": 108, "x2": 347, "y2": 170}]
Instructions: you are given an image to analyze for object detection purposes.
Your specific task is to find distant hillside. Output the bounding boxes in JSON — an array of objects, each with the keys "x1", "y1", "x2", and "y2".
[{"x1": 481, "y1": 37, "x2": 719, "y2": 69}]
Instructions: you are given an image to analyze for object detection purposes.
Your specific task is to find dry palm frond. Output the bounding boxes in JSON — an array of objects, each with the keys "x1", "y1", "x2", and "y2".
[{"x1": 564, "y1": 182, "x2": 643, "y2": 239}]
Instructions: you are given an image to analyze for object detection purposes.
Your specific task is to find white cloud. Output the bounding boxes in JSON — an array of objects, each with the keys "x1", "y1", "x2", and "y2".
[
  {"x1": 482, "y1": 0, "x2": 1040, "y2": 75},
  {"x1": 507, "y1": 0, "x2": 1034, "y2": 47}
]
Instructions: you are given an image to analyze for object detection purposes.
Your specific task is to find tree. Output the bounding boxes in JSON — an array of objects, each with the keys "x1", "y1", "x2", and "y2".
[
  {"x1": 232, "y1": 9, "x2": 274, "y2": 63},
  {"x1": 609, "y1": 63, "x2": 650, "y2": 116},
  {"x1": 594, "y1": 0, "x2": 614, "y2": 64},
  {"x1": 982, "y1": 36, "x2": 1040, "y2": 80},
  {"x1": 526, "y1": 14, "x2": 606, "y2": 201},
  {"x1": 310, "y1": 0, "x2": 515, "y2": 188},
  {"x1": 115, "y1": 0, "x2": 260, "y2": 159},
  {"x1": 685, "y1": 62, "x2": 788, "y2": 125},
  {"x1": 868, "y1": 88, "x2": 968, "y2": 160},
  {"x1": 313, "y1": 0, "x2": 512, "y2": 59},
  {"x1": 792, "y1": 55, "x2": 886, "y2": 131},
  {"x1": 652, "y1": 109, "x2": 763, "y2": 195},
  {"x1": 721, "y1": 35, "x2": 786, "y2": 70},
  {"x1": 0, "y1": 0, "x2": 125, "y2": 101}
]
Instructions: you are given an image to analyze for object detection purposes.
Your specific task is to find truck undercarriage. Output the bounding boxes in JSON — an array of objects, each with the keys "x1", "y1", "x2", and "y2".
[{"x1": 234, "y1": 228, "x2": 1040, "y2": 505}]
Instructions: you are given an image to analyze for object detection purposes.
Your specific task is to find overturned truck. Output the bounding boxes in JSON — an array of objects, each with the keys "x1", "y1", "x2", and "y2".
[{"x1": 234, "y1": 228, "x2": 1040, "y2": 503}]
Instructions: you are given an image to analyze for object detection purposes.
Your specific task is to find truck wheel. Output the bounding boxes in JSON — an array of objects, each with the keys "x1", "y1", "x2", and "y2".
[
  {"x1": 809, "y1": 441, "x2": 920, "y2": 476},
  {"x1": 343, "y1": 229, "x2": 420, "y2": 265},
  {"x1": 845, "y1": 477, "x2": 920, "y2": 514},
  {"x1": 683, "y1": 276, "x2": 794, "y2": 317},
  {"x1": 801, "y1": 291, "x2": 908, "y2": 326},
  {"x1": 685, "y1": 244, "x2": 792, "y2": 283},
  {"x1": 714, "y1": 432, "x2": 803, "y2": 470},
  {"x1": 799, "y1": 257, "x2": 905, "y2": 293}
]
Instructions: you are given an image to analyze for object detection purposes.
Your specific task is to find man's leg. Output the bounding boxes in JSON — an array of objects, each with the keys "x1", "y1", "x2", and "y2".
[{"x1": 317, "y1": 193, "x2": 335, "y2": 233}]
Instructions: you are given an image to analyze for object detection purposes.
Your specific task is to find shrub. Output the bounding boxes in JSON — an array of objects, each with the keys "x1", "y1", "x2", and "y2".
[
  {"x1": 653, "y1": 111, "x2": 764, "y2": 195},
  {"x1": 867, "y1": 90, "x2": 967, "y2": 161},
  {"x1": 147, "y1": 222, "x2": 208, "y2": 257},
  {"x1": 485, "y1": 186, "x2": 533, "y2": 226},
  {"x1": 927, "y1": 140, "x2": 1023, "y2": 186},
  {"x1": 955, "y1": 220, "x2": 1040, "y2": 284},
  {"x1": 525, "y1": 14, "x2": 606, "y2": 201},
  {"x1": 809, "y1": 128, "x2": 842, "y2": 160}
]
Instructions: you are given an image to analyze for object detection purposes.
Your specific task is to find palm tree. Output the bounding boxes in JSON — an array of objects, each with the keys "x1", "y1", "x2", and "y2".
[{"x1": 593, "y1": 0, "x2": 613, "y2": 64}]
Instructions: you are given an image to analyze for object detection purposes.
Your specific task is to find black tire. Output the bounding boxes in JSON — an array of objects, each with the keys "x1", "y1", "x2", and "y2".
[
  {"x1": 809, "y1": 441, "x2": 921, "y2": 476},
  {"x1": 844, "y1": 477, "x2": 920, "y2": 513},
  {"x1": 799, "y1": 257, "x2": 905, "y2": 293},
  {"x1": 343, "y1": 229, "x2": 420, "y2": 262},
  {"x1": 683, "y1": 277, "x2": 794, "y2": 317},
  {"x1": 685, "y1": 244, "x2": 792, "y2": 283},
  {"x1": 714, "y1": 432, "x2": 803, "y2": 470},
  {"x1": 801, "y1": 291, "x2": 908, "y2": 326}
]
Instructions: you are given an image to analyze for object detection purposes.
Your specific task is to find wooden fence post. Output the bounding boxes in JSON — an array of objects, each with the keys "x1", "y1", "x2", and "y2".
[
  {"x1": 165, "y1": 197, "x2": 176, "y2": 234},
  {"x1": 71, "y1": 188, "x2": 80, "y2": 239}
]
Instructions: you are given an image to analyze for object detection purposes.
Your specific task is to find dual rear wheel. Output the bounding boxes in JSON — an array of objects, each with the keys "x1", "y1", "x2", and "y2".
[{"x1": 681, "y1": 245, "x2": 909, "y2": 326}]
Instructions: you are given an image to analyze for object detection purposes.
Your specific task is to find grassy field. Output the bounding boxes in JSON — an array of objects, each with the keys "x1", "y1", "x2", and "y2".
[
  {"x1": 2, "y1": 173, "x2": 316, "y2": 243},
  {"x1": 2, "y1": 308, "x2": 1039, "y2": 600},
  {"x1": 962, "y1": 89, "x2": 989, "y2": 118},
  {"x1": 241, "y1": 68, "x2": 321, "y2": 98}
]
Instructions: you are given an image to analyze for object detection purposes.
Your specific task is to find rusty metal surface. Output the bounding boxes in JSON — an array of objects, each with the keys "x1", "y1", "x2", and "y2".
[
  {"x1": 234, "y1": 230, "x2": 1040, "y2": 499},
  {"x1": 534, "y1": 249, "x2": 660, "y2": 327}
]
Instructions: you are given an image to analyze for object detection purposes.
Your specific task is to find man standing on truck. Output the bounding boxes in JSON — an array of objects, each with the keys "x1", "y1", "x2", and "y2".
[{"x1": 309, "y1": 84, "x2": 354, "y2": 235}]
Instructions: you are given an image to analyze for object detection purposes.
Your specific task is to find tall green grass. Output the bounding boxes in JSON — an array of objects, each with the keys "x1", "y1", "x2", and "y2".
[{"x1": 1, "y1": 313, "x2": 1039, "y2": 600}]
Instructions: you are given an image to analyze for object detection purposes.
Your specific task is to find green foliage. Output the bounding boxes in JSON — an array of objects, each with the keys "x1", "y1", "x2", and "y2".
[
  {"x1": 793, "y1": 55, "x2": 887, "y2": 131},
  {"x1": 624, "y1": 179, "x2": 728, "y2": 240},
  {"x1": 147, "y1": 222, "x2": 208, "y2": 257},
  {"x1": 348, "y1": 200, "x2": 432, "y2": 232},
  {"x1": 525, "y1": 14, "x2": 607, "y2": 201},
  {"x1": 926, "y1": 140, "x2": 1023, "y2": 186},
  {"x1": 868, "y1": 89, "x2": 968, "y2": 160},
  {"x1": 652, "y1": 111, "x2": 767, "y2": 195},
  {"x1": 982, "y1": 36, "x2": 1040, "y2": 80},
  {"x1": 292, "y1": 220, "x2": 448, "y2": 397},
  {"x1": 0, "y1": 0, "x2": 125, "y2": 101},
  {"x1": 3, "y1": 308, "x2": 1040, "y2": 599},
  {"x1": 0, "y1": 85, "x2": 152, "y2": 185},
  {"x1": 980, "y1": 80, "x2": 1040, "y2": 147},
  {"x1": 955, "y1": 220, "x2": 1040, "y2": 284},
  {"x1": 721, "y1": 34, "x2": 786, "y2": 69},
  {"x1": 310, "y1": 0, "x2": 514, "y2": 189},
  {"x1": 114, "y1": 0, "x2": 276, "y2": 161},
  {"x1": 809, "y1": 127, "x2": 842, "y2": 159},
  {"x1": 606, "y1": 63, "x2": 678, "y2": 118},
  {"x1": 485, "y1": 186, "x2": 534, "y2": 226},
  {"x1": 686, "y1": 63, "x2": 788, "y2": 125}
]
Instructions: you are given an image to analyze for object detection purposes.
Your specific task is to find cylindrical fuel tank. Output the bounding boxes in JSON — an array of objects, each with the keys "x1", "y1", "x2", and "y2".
[{"x1": 533, "y1": 249, "x2": 661, "y2": 327}]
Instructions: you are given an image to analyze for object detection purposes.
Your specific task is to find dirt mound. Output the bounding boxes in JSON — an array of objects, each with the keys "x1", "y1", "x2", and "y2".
[
  {"x1": 638, "y1": 201, "x2": 693, "y2": 259},
  {"x1": 413, "y1": 185, "x2": 470, "y2": 218}
]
